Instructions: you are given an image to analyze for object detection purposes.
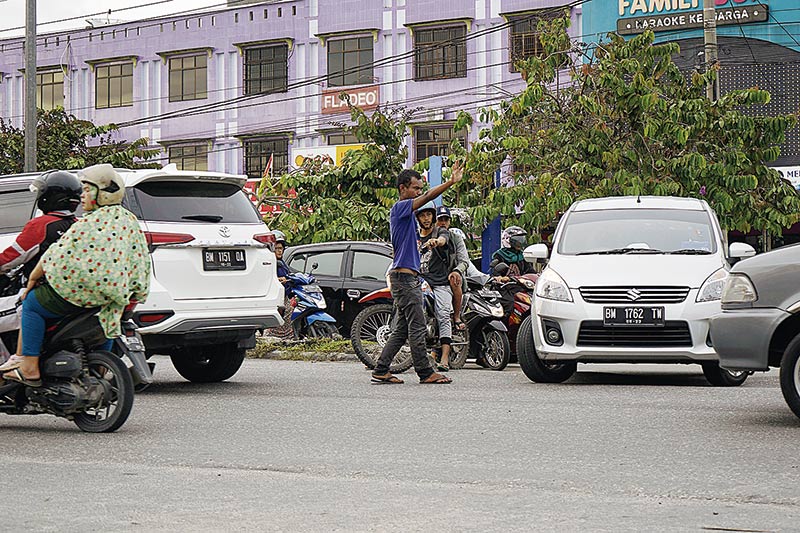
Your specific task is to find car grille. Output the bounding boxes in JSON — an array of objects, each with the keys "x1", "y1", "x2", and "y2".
[
  {"x1": 579, "y1": 286, "x2": 690, "y2": 304},
  {"x1": 577, "y1": 321, "x2": 693, "y2": 347}
]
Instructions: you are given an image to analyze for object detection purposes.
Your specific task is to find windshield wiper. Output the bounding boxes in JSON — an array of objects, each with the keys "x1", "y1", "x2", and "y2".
[
  {"x1": 181, "y1": 214, "x2": 223, "y2": 223},
  {"x1": 668, "y1": 248, "x2": 713, "y2": 255},
  {"x1": 576, "y1": 247, "x2": 664, "y2": 255}
]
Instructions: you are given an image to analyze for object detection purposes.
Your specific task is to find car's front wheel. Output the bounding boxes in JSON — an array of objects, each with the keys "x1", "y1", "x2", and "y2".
[
  {"x1": 517, "y1": 316, "x2": 576, "y2": 383},
  {"x1": 171, "y1": 342, "x2": 246, "y2": 382},
  {"x1": 701, "y1": 362, "x2": 749, "y2": 387},
  {"x1": 780, "y1": 334, "x2": 800, "y2": 419}
]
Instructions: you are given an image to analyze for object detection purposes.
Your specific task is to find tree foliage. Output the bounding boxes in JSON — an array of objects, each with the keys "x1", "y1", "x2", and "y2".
[
  {"x1": 263, "y1": 104, "x2": 412, "y2": 243},
  {"x1": 0, "y1": 108, "x2": 159, "y2": 174},
  {"x1": 460, "y1": 17, "x2": 800, "y2": 237}
]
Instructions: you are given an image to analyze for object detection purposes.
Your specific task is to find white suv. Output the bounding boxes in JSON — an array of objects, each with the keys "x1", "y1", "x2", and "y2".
[
  {"x1": 0, "y1": 167, "x2": 284, "y2": 383},
  {"x1": 519, "y1": 196, "x2": 755, "y2": 386}
]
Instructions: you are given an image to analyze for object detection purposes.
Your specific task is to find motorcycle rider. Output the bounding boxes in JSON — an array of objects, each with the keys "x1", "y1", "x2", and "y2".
[
  {"x1": 490, "y1": 226, "x2": 534, "y2": 316},
  {"x1": 2, "y1": 165, "x2": 151, "y2": 387},
  {"x1": 417, "y1": 201, "x2": 455, "y2": 372},
  {"x1": 0, "y1": 171, "x2": 82, "y2": 370},
  {"x1": 272, "y1": 229, "x2": 290, "y2": 284},
  {"x1": 434, "y1": 207, "x2": 469, "y2": 332}
]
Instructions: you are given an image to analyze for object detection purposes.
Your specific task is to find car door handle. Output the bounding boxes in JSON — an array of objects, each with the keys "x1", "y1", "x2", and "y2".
[{"x1": 347, "y1": 289, "x2": 361, "y2": 299}]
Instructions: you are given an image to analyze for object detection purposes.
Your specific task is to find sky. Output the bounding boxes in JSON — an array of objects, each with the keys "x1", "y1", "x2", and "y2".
[{"x1": 0, "y1": 0, "x2": 222, "y2": 38}]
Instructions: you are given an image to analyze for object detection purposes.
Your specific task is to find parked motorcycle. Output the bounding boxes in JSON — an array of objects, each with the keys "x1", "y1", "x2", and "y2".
[
  {"x1": 0, "y1": 305, "x2": 136, "y2": 433},
  {"x1": 463, "y1": 275, "x2": 512, "y2": 370},
  {"x1": 350, "y1": 279, "x2": 469, "y2": 373},
  {"x1": 284, "y1": 272, "x2": 339, "y2": 339}
]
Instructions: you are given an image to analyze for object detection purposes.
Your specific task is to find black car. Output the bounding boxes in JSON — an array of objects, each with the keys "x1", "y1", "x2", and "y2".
[{"x1": 283, "y1": 241, "x2": 393, "y2": 337}]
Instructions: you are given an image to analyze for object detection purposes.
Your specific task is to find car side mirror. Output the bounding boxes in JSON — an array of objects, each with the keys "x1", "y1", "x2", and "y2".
[
  {"x1": 729, "y1": 242, "x2": 756, "y2": 259},
  {"x1": 523, "y1": 244, "x2": 549, "y2": 263}
]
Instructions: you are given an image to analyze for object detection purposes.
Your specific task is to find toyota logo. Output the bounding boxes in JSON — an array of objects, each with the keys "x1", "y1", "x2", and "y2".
[
  {"x1": 626, "y1": 288, "x2": 642, "y2": 301},
  {"x1": 219, "y1": 226, "x2": 231, "y2": 238}
]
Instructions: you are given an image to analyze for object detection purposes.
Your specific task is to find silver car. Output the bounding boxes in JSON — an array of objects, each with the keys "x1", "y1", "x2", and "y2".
[{"x1": 710, "y1": 243, "x2": 800, "y2": 418}]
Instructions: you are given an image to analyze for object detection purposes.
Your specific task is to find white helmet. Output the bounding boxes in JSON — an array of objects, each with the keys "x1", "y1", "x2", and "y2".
[{"x1": 78, "y1": 164, "x2": 125, "y2": 206}]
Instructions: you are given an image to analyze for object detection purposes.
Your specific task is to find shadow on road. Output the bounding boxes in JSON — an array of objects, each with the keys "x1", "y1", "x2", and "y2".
[
  {"x1": 142, "y1": 380, "x2": 262, "y2": 396},
  {"x1": 564, "y1": 371, "x2": 711, "y2": 387},
  {"x1": 734, "y1": 410, "x2": 800, "y2": 428}
]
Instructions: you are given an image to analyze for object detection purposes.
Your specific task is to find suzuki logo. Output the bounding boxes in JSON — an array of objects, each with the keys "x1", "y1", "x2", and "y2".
[
  {"x1": 626, "y1": 288, "x2": 642, "y2": 301},
  {"x1": 219, "y1": 226, "x2": 231, "y2": 238}
]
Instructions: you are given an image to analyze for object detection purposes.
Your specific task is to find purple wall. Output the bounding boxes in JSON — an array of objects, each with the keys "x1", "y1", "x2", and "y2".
[{"x1": 0, "y1": 0, "x2": 580, "y2": 173}]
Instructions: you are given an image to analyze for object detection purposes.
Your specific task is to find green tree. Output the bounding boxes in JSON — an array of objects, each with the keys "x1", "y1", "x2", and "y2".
[
  {"x1": 0, "y1": 108, "x2": 159, "y2": 173},
  {"x1": 459, "y1": 17, "x2": 800, "y2": 238},
  {"x1": 263, "y1": 104, "x2": 412, "y2": 243}
]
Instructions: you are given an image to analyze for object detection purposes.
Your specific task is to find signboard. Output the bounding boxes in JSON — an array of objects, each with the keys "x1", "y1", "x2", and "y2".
[
  {"x1": 775, "y1": 166, "x2": 800, "y2": 190},
  {"x1": 321, "y1": 85, "x2": 380, "y2": 115},
  {"x1": 291, "y1": 144, "x2": 364, "y2": 168},
  {"x1": 617, "y1": 3, "x2": 768, "y2": 34}
]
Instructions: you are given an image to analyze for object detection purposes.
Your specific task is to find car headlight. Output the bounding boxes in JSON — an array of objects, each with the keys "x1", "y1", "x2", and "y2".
[
  {"x1": 721, "y1": 273, "x2": 758, "y2": 305},
  {"x1": 535, "y1": 268, "x2": 572, "y2": 302},
  {"x1": 696, "y1": 268, "x2": 728, "y2": 302}
]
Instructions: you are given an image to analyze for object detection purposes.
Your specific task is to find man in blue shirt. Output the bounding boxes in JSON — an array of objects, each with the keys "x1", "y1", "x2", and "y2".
[{"x1": 371, "y1": 162, "x2": 464, "y2": 384}]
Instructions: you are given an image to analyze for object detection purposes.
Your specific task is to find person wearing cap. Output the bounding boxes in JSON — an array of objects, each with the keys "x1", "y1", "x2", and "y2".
[
  {"x1": 2, "y1": 164, "x2": 151, "y2": 387},
  {"x1": 435, "y1": 206, "x2": 470, "y2": 332},
  {"x1": 370, "y1": 163, "x2": 463, "y2": 385}
]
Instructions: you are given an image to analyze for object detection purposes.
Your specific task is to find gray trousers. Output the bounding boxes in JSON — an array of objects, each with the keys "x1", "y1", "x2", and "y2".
[
  {"x1": 374, "y1": 272, "x2": 434, "y2": 379},
  {"x1": 432, "y1": 285, "x2": 453, "y2": 341}
]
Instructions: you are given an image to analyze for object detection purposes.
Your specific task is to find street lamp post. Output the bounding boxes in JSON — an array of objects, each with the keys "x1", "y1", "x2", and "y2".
[
  {"x1": 702, "y1": 0, "x2": 720, "y2": 101},
  {"x1": 24, "y1": 0, "x2": 37, "y2": 172}
]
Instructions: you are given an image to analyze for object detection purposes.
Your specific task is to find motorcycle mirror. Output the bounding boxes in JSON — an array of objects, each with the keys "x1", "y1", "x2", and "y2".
[{"x1": 310, "y1": 262, "x2": 319, "y2": 273}]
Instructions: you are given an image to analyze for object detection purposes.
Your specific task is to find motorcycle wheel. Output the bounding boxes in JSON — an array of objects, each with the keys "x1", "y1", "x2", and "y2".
[
  {"x1": 171, "y1": 343, "x2": 246, "y2": 383},
  {"x1": 480, "y1": 329, "x2": 511, "y2": 371},
  {"x1": 307, "y1": 321, "x2": 340, "y2": 339},
  {"x1": 74, "y1": 350, "x2": 135, "y2": 433},
  {"x1": 517, "y1": 316, "x2": 576, "y2": 383},
  {"x1": 350, "y1": 304, "x2": 413, "y2": 374},
  {"x1": 448, "y1": 328, "x2": 470, "y2": 370}
]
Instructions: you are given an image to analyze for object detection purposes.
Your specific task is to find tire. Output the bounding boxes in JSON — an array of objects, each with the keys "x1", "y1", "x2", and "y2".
[
  {"x1": 779, "y1": 335, "x2": 800, "y2": 419},
  {"x1": 350, "y1": 304, "x2": 413, "y2": 374},
  {"x1": 480, "y1": 329, "x2": 511, "y2": 371},
  {"x1": 170, "y1": 342, "x2": 246, "y2": 383},
  {"x1": 74, "y1": 351, "x2": 135, "y2": 433},
  {"x1": 448, "y1": 328, "x2": 470, "y2": 370},
  {"x1": 517, "y1": 315, "x2": 576, "y2": 383},
  {"x1": 307, "y1": 321, "x2": 340, "y2": 339},
  {"x1": 702, "y1": 362, "x2": 749, "y2": 387}
]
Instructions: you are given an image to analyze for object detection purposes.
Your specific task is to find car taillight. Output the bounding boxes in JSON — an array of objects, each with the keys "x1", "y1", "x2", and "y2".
[
  {"x1": 253, "y1": 233, "x2": 276, "y2": 250},
  {"x1": 133, "y1": 311, "x2": 174, "y2": 327},
  {"x1": 144, "y1": 231, "x2": 195, "y2": 247}
]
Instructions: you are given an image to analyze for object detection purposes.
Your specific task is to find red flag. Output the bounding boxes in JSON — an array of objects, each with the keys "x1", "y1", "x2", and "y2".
[{"x1": 262, "y1": 153, "x2": 274, "y2": 180}]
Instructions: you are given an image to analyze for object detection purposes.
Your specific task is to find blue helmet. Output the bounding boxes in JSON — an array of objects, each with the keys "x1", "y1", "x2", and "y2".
[{"x1": 415, "y1": 201, "x2": 437, "y2": 218}]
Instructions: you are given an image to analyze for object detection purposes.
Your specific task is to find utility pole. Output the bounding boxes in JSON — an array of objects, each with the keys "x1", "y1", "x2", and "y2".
[
  {"x1": 24, "y1": 0, "x2": 37, "y2": 172},
  {"x1": 702, "y1": 0, "x2": 720, "y2": 101}
]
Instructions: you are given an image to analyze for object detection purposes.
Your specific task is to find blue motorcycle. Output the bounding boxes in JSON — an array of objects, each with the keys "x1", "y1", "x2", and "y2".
[{"x1": 285, "y1": 273, "x2": 339, "y2": 339}]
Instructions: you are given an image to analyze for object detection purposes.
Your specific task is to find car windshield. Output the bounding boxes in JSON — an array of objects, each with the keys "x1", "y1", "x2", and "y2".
[
  {"x1": 558, "y1": 208, "x2": 718, "y2": 255},
  {"x1": 130, "y1": 181, "x2": 261, "y2": 223}
]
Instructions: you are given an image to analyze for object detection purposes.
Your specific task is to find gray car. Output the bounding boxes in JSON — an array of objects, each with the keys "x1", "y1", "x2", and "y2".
[{"x1": 710, "y1": 243, "x2": 800, "y2": 418}]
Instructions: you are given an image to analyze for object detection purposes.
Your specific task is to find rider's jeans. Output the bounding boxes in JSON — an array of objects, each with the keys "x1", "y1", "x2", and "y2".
[
  {"x1": 432, "y1": 285, "x2": 453, "y2": 340},
  {"x1": 374, "y1": 272, "x2": 434, "y2": 380},
  {"x1": 21, "y1": 289, "x2": 113, "y2": 357}
]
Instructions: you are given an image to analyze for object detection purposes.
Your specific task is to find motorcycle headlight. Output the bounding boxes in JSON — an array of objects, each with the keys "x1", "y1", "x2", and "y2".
[
  {"x1": 535, "y1": 268, "x2": 572, "y2": 302},
  {"x1": 520, "y1": 278, "x2": 536, "y2": 290},
  {"x1": 721, "y1": 273, "x2": 758, "y2": 305},
  {"x1": 491, "y1": 305, "x2": 504, "y2": 317},
  {"x1": 696, "y1": 268, "x2": 728, "y2": 302}
]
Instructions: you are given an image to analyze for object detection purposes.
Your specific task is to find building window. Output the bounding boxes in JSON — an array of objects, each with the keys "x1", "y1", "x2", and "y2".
[
  {"x1": 168, "y1": 144, "x2": 208, "y2": 171},
  {"x1": 327, "y1": 36, "x2": 373, "y2": 87},
  {"x1": 414, "y1": 126, "x2": 466, "y2": 163},
  {"x1": 509, "y1": 13, "x2": 554, "y2": 70},
  {"x1": 414, "y1": 25, "x2": 467, "y2": 81},
  {"x1": 326, "y1": 132, "x2": 359, "y2": 145},
  {"x1": 95, "y1": 62, "x2": 133, "y2": 109},
  {"x1": 36, "y1": 69, "x2": 64, "y2": 110},
  {"x1": 169, "y1": 54, "x2": 208, "y2": 102},
  {"x1": 243, "y1": 137, "x2": 289, "y2": 179},
  {"x1": 244, "y1": 45, "x2": 288, "y2": 95}
]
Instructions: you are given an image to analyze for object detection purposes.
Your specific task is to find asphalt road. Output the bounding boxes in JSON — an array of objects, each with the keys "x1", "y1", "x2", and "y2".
[{"x1": 2, "y1": 357, "x2": 798, "y2": 532}]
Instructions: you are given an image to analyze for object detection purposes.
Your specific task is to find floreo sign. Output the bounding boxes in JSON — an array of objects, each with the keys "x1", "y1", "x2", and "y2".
[
  {"x1": 321, "y1": 85, "x2": 380, "y2": 115},
  {"x1": 619, "y1": 0, "x2": 761, "y2": 17}
]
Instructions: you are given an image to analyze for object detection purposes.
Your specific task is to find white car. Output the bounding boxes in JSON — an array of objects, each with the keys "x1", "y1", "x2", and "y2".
[
  {"x1": 518, "y1": 196, "x2": 756, "y2": 386},
  {"x1": 0, "y1": 166, "x2": 284, "y2": 383}
]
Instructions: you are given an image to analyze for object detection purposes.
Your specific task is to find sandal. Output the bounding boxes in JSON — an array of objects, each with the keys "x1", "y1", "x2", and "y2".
[
  {"x1": 371, "y1": 372, "x2": 404, "y2": 384},
  {"x1": 454, "y1": 320, "x2": 467, "y2": 332},
  {"x1": 436, "y1": 363, "x2": 450, "y2": 372},
  {"x1": 420, "y1": 373, "x2": 452, "y2": 384},
  {"x1": 3, "y1": 368, "x2": 42, "y2": 388},
  {"x1": 0, "y1": 355, "x2": 23, "y2": 373}
]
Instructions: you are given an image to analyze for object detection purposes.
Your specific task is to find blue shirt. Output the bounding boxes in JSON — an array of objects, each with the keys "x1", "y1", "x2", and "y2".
[{"x1": 389, "y1": 198, "x2": 420, "y2": 272}]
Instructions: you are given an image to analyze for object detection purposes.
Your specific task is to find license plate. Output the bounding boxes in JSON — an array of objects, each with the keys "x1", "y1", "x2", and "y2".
[
  {"x1": 203, "y1": 249, "x2": 246, "y2": 271},
  {"x1": 603, "y1": 306, "x2": 665, "y2": 327}
]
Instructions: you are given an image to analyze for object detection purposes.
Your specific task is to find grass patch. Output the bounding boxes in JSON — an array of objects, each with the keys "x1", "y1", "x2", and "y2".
[{"x1": 248, "y1": 338, "x2": 353, "y2": 359}]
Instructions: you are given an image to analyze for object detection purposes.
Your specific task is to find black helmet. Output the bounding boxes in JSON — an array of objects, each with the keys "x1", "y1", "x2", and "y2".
[
  {"x1": 503, "y1": 226, "x2": 528, "y2": 252},
  {"x1": 30, "y1": 170, "x2": 82, "y2": 213}
]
